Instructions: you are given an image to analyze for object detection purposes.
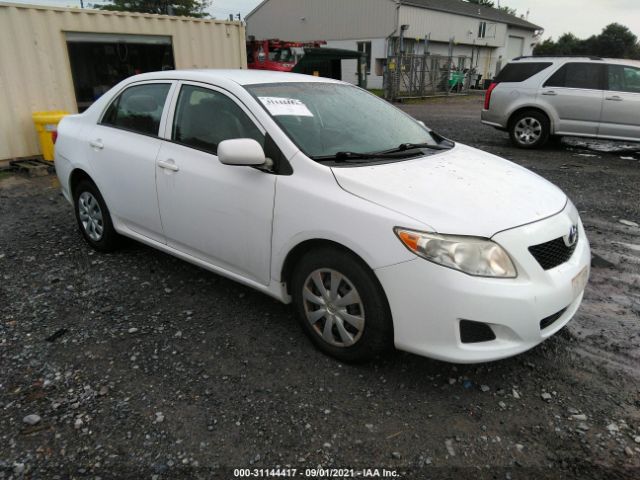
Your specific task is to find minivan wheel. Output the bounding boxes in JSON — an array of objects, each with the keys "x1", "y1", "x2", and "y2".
[
  {"x1": 291, "y1": 248, "x2": 393, "y2": 362},
  {"x1": 509, "y1": 110, "x2": 550, "y2": 149},
  {"x1": 73, "y1": 179, "x2": 121, "y2": 252}
]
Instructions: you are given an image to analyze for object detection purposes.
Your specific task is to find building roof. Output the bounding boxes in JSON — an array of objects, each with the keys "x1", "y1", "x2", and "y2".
[{"x1": 400, "y1": 0, "x2": 542, "y2": 31}]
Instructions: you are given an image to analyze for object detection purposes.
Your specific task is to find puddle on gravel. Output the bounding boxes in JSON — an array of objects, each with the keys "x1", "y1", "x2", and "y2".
[{"x1": 563, "y1": 137, "x2": 640, "y2": 159}]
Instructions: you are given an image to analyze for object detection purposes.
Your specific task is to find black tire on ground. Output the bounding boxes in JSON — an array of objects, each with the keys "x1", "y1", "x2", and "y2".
[
  {"x1": 73, "y1": 179, "x2": 122, "y2": 252},
  {"x1": 291, "y1": 247, "x2": 394, "y2": 362},
  {"x1": 508, "y1": 110, "x2": 550, "y2": 149}
]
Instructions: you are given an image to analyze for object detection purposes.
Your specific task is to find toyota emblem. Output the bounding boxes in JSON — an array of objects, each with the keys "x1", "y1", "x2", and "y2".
[{"x1": 564, "y1": 225, "x2": 578, "y2": 247}]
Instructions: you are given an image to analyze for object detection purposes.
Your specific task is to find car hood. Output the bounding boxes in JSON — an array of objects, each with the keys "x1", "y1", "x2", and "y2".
[{"x1": 331, "y1": 144, "x2": 567, "y2": 238}]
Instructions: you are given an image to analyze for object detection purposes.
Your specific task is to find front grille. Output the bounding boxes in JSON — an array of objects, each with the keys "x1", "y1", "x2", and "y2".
[
  {"x1": 460, "y1": 320, "x2": 496, "y2": 343},
  {"x1": 529, "y1": 234, "x2": 578, "y2": 270},
  {"x1": 540, "y1": 308, "x2": 567, "y2": 330}
]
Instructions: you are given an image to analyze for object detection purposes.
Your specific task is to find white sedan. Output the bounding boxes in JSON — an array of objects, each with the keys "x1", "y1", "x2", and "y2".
[{"x1": 54, "y1": 70, "x2": 590, "y2": 363}]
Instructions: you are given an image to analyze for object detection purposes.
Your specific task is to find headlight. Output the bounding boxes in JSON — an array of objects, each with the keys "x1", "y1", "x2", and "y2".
[{"x1": 394, "y1": 228, "x2": 517, "y2": 278}]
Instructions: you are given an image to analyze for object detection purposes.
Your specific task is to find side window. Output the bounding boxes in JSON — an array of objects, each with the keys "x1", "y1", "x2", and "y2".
[
  {"x1": 101, "y1": 83, "x2": 171, "y2": 136},
  {"x1": 544, "y1": 63, "x2": 604, "y2": 90},
  {"x1": 172, "y1": 85, "x2": 264, "y2": 155},
  {"x1": 478, "y1": 22, "x2": 487, "y2": 39},
  {"x1": 608, "y1": 65, "x2": 640, "y2": 93}
]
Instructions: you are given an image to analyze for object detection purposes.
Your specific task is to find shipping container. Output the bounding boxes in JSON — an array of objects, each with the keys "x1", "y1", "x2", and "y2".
[{"x1": 0, "y1": 2, "x2": 247, "y2": 161}]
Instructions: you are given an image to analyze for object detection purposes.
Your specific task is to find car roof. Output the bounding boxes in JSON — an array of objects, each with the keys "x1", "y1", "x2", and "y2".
[
  {"x1": 125, "y1": 69, "x2": 345, "y2": 86},
  {"x1": 510, "y1": 56, "x2": 640, "y2": 67}
]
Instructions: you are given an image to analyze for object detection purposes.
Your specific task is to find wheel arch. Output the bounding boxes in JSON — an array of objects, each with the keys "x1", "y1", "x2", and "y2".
[
  {"x1": 280, "y1": 239, "x2": 377, "y2": 295},
  {"x1": 507, "y1": 106, "x2": 554, "y2": 133},
  {"x1": 68, "y1": 168, "x2": 95, "y2": 197}
]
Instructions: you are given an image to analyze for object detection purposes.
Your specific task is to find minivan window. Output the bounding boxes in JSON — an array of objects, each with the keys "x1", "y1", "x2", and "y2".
[
  {"x1": 172, "y1": 85, "x2": 264, "y2": 155},
  {"x1": 544, "y1": 63, "x2": 605, "y2": 90},
  {"x1": 494, "y1": 62, "x2": 552, "y2": 82},
  {"x1": 607, "y1": 65, "x2": 640, "y2": 93},
  {"x1": 102, "y1": 83, "x2": 171, "y2": 136}
]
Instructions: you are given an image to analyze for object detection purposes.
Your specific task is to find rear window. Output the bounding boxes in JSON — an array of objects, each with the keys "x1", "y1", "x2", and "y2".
[
  {"x1": 494, "y1": 62, "x2": 552, "y2": 82},
  {"x1": 101, "y1": 83, "x2": 171, "y2": 136}
]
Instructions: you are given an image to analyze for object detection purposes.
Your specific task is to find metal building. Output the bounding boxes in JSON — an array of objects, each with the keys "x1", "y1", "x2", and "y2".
[
  {"x1": 0, "y1": 2, "x2": 247, "y2": 161},
  {"x1": 246, "y1": 0, "x2": 543, "y2": 90}
]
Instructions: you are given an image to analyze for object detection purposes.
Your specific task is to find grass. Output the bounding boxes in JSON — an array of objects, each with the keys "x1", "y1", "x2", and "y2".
[{"x1": 0, "y1": 170, "x2": 14, "y2": 181}]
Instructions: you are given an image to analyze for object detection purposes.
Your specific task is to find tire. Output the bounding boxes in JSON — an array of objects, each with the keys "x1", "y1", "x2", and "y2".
[
  {"x1": 291, "y1": 247, "x2": 393, "y2": 362},
  {"x1": 509, "y1": 110, "x2": 550, "y2": 149},
  {"x1": 73, "y1": 179, "x2": 121, "y2": 252}
]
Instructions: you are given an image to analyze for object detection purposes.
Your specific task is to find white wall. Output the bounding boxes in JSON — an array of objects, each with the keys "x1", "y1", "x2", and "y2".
[
  {"x1": 398, "y1": 5, "x2": 508, "y2": 48},
  {"x1": 247, "y1": 0, "x2": 397, "y2": 41}
]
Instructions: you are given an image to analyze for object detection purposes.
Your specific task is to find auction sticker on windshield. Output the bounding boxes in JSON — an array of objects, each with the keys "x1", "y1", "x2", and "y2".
[{"x1": 259, "y1": 97, "x2": 314, "y2": 117}]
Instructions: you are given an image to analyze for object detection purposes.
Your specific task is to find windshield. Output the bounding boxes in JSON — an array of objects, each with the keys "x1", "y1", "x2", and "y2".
[
  {"x1": 268, "y1": 48, "x2": 295, "y2": 63},
  {"x1": 245, "y1": 82, "x2": 438, "y2": 159}
]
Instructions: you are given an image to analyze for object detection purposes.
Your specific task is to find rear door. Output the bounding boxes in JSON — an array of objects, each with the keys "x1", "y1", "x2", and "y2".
[
  {"x1": 599, "y1": 64, "x2": 640, "y2": 140},
  {"x1": 539, "y1": 62, "x2": 605, "y2": 136},
  {"x1": 88, "y1": 81, "x2": 175, "y2": 242}
]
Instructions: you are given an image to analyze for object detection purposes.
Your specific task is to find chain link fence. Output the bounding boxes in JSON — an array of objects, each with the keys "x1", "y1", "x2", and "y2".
[{"x1": 384, "y1": 54, "x2": 477, "y2": 102}]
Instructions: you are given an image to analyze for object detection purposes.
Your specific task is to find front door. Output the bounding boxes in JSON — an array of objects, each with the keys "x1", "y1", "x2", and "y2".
[
  {"x1": 155, "y1": 83, "x2": 276, "y2": 285},
  {"x1": 87, "y1": 81, "x2": 175, "y2": 242},
  {"x1": 539, "y1": 62, "x2": 605, "y2": 136},
  {"x1": 599, "y1": 64, "x2": 640, "y2": 141}
]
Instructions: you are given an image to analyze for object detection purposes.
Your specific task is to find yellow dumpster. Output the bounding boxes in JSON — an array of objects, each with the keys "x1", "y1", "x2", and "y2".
[{"x1": 32, "y1": 111, "x2": 69, "y2": 161}]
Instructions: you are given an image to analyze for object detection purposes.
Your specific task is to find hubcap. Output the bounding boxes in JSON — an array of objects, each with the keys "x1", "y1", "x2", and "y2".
[
  {"x1": 78, "y1": 191, "x2": 104, "y2": 241},
  {"x1": 302, "y1": 269, "x2": 365, "y2": 347},
  {"x1": 514, "y1": 117, "x2": 542, "y2": 145}
]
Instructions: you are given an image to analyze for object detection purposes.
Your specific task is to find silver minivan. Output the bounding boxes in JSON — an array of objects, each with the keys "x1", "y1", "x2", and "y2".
[{"x1": 481, "y1": 56, "x2": 640, "y2": 148}]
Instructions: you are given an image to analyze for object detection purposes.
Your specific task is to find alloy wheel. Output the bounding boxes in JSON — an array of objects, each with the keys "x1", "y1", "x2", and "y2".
[{"x1": 514, "y1": 117, "x2": 542, "y2": 145}]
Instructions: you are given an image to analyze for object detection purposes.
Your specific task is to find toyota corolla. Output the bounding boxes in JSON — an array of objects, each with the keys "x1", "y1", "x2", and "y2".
[{"x1": 54, "y1": 70, "x2": 590, "y2": 363}]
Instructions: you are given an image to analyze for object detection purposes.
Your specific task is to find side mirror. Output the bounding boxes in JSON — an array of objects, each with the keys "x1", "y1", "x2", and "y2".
[
  {"x1": 417, "y1": 120, "x2": 427, "y2": 128},
  {"x1": 218, "y1": 139, "x2": 266, "y2": 167}
]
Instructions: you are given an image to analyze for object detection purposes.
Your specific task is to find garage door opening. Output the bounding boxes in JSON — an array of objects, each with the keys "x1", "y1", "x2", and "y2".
[{"x1": 66, "y1": 32, "x2": 174, "y2": 111}]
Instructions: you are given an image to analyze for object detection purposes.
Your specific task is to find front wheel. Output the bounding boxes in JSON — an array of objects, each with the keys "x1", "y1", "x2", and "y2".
[
  {"x1": 509, "y1": 110, "x2": 550, "y2": 149},
  {"x1": 291, "y1": 248, "x2": 393, "y2": 362},
  {"x1": 73, "y1": 179, "x2": 121, "y2": 252}
]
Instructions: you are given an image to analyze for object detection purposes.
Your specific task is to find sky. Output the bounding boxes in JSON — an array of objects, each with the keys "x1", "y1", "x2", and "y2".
[{"x1": 6, "y1": 0, "x2": 640, "y2": 41}]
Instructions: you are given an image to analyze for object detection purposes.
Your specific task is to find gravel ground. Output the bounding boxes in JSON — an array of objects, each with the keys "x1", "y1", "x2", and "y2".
[{"x1": 1, "y1": 94, "x2": 639, "y2": 479}]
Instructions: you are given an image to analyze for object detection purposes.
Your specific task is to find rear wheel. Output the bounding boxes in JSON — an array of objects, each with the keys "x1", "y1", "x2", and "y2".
[
  {"x1": 509, "y1": 110, "x2": 550, "y2": 149},
  {"x1": 73, "y1": 179, "x2": 121, "y2": 252},
  {"x1": 291, "y1": 248, "x2": 393, "y2": 362}
]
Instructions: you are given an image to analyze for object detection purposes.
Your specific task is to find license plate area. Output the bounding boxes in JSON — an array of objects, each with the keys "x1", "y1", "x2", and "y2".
[{"x1": 572, "y1": 266, "x2": 589, "y2": 298}]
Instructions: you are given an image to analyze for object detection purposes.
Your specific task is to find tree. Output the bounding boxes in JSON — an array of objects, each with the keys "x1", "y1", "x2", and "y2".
[
  {"x1": 533, "y1": 23, "x2": 640, "y2": 59},
  {"x1": 465, "y1": 0, "x2": 496, "y2": 6},
  {"x1": 99, "y1": 1, "x2": 212, "y2": 18},
  {"x1": 497, "y1": 5, "x2": 517, "y2": 16},
  {"x1": 466, "y1": 0, "x2": 518, "y2": 17}
]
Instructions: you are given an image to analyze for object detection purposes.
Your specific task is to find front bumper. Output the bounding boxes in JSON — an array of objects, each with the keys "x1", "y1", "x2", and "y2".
[{"x1": 375, "y1": 203, "x2": 590, "y2": 363}]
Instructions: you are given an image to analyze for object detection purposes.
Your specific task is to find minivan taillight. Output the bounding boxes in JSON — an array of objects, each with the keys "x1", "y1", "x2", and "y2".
[
  {"x1": 484, "y1": 82, "x2": 499, "y2": 110},
  {"x1": 52, "y1": 131, "x2": 58, "y2": 144}
]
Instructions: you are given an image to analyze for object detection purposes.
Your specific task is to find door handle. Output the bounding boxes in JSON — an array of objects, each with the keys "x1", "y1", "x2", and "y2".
[
  {"x1": 89, "y1": 139, "x2": 104, "y2": 150},
  {"x1": 157, "y1": 159, "x2": 179, "y2": 172},
  {"x1": 541, "y1": 91, "x2": 557, "y2": 96},
  {"x1": 606, "y1": 95, "x2": 623, "y2": 101}
]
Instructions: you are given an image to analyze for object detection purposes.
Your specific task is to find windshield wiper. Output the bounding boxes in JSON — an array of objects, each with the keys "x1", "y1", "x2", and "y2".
[
  {"x1": 312, "y1": 150, "x2": 407, "y2": 162},
  {"x1": 312, "y1": 140, "x2": 454, "y2": 163},
  {"x1": 389, "y1": 142, "x2": 452, "y2": 153}
]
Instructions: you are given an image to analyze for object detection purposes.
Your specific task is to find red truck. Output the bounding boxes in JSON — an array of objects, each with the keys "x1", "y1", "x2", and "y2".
[{"x1": 247, "y1": 38, "x2": 326, "y2": 72}]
